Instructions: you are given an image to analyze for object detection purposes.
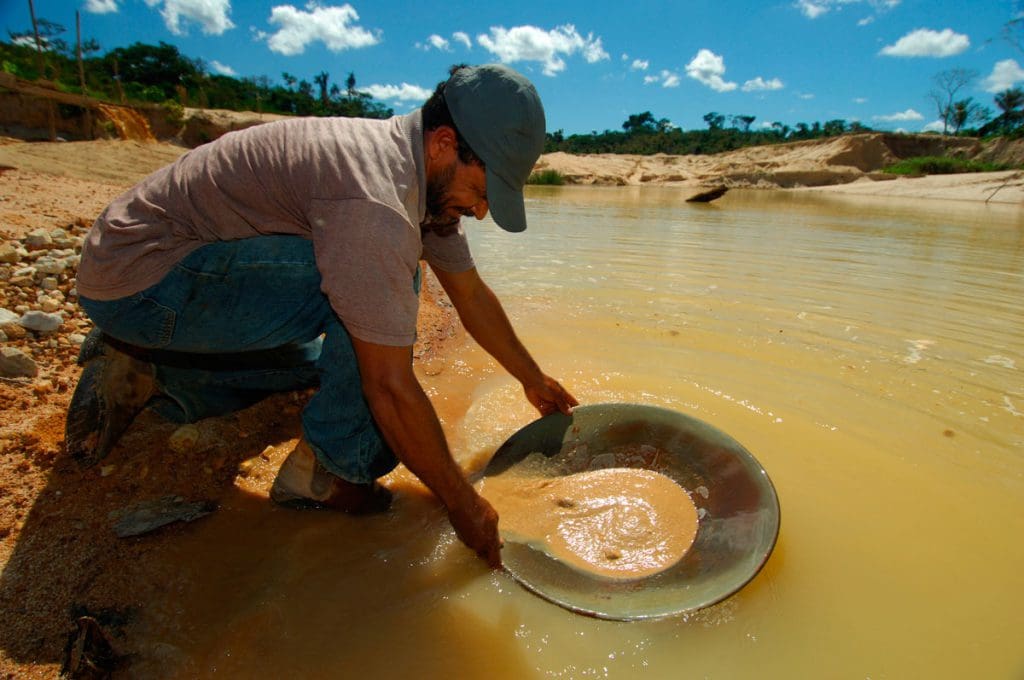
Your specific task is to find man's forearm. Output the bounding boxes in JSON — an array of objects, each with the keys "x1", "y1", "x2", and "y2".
[
  {"x1": 363, "y1": 371, "x2": 477, "y2": 508},
  {"x1": 450, "y1": 279, "x2": 544, "y2": 385}
]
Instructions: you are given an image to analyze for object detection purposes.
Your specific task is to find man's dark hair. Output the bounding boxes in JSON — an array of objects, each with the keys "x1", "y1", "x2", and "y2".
[{"x1": 422, "y1": 64, "x2": 483, "y2": 166}]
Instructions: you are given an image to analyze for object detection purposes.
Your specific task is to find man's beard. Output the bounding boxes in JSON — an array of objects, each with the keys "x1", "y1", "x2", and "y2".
[{"x1": 421, "y1": 161, "x2": 461, "y2": 237}]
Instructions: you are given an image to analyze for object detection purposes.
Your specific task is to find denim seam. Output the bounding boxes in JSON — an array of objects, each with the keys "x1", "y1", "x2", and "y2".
[{"x1": 137, "y1": 294, "x2": 177, "y2": 346}]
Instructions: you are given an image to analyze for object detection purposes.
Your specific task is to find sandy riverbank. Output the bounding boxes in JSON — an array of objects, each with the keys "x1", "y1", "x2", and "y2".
[{"x1": 535, "y1": 133, "x2": 1024, "y2": 204}]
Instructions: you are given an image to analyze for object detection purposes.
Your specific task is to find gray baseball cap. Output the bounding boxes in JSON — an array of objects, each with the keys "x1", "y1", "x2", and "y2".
[{"x1": 444, "y1": 64, "x2": 546, "y2": 233}]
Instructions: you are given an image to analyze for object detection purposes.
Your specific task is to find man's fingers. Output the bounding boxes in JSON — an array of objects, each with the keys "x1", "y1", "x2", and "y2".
[{"x1": 483, "y1": 540, "x2": 503, "y2": 568}]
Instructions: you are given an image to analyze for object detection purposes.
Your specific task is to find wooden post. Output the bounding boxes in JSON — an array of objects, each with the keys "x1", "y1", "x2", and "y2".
[
  {"x1": 113, "y1": 58, "x2": 125, "y2": 103},
  {"x1": 27, "y1": 0, "x2": 56, "y2": 141},
  {"x1": 76, "y1": 11, "x2": 93, "y2": 139}
]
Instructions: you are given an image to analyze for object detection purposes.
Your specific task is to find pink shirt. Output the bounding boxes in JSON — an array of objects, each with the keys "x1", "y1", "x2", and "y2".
[{"x1": 76, "y1": 112, "x2": 474, "y2": 346}]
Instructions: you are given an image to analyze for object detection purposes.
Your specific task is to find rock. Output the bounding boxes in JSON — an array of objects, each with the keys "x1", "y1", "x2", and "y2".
[
  {"x1": 0, "y1": 308, "x2": 18, "y2": 325},
  {"x1": 0, "y1": 347, "x2": 38, "y2": 378},
  {"x1": 686, "y1": 185, "x2": 730, "y2": 203},
  {"x1": 34, "y1": 256, "x2": 67, "y2": 276},
  {"x1": 19, "y1": 310, "x2": 63, "y2": 333},
  {"x1": 60, "y1": 615, "x2": 125, "y2": 678},
  {"x1": 0, "y1": 330, "x2": 6, "y2": 343},
  {"x1": 49, "y1": 228, "x2": 77, "y2": 250},
  {"x1": 40, "y1": 297, "x2": 62, "y2": 313},
  {"x1": 0, "y1": 322, "x2": 26, "y2": 340},
  {"x1": 0, "y1": 243, "x2": 20, "y2": 264},
  {"x1": 69, "y1": 333, "x2": 86, "y2": 345},
  {"x1": 112, "y1": 495, "x2": 216, "y2": 538},
  {"x1": 40, "y1": 276, "x2": 59, "y2": 290},
  {"x1": 25, "y1": 228, "x2": 53, "y2": 251},
  {"x1": 168, "y1": 424, "x2": 201, "y2": 453}
]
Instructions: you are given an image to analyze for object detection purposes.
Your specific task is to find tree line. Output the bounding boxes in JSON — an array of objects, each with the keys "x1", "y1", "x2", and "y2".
[
  {"x1": 546, "y1": 73, "x2": 1024, "y2": 156},
  {"x1": 2, "y1": 18, "x2": 392, "y2": 120},
  {"x1": 544, "y1": 111, "x2": 880, "y2": 155}
]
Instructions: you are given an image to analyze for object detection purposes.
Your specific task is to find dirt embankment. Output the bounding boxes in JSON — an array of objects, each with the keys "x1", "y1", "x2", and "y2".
[{"x1": 536, "y1": 133, "x2": 1024, "y2": 189}]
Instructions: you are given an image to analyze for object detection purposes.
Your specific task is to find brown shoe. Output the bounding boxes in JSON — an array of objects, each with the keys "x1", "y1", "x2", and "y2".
[
  {"x1": 270, "y1": 438, "x2": 392, "y2": 514},
  {"x1": 65, "y1": 329, "x2": 156, "y2": 466}
]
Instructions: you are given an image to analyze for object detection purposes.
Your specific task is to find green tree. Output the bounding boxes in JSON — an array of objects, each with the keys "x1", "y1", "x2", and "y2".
[
  {"x1": 703, "y1": 111, "x2": 725, "y2": 131},
  {"x1": 949, "y1": 98, "x2": 990, "y2": 134},
  {"x1": 622, "y1": 111, "x2": 657, "y2": 133},
  {"x1": 314, "y1": 71, "x2": 329, "y2": 106},
  {"x1": 731, "y1": 114, "x2": 755, "y2": 132},
  {"x1": 993, "y1": 87, "x2": 1024, "y2": 132},
  {"x1": 929, "y1": 68, "x2": 977, "y2": 134},
  {"x1": 105, "y1": 41, "x2": 202, "y2": 101}
]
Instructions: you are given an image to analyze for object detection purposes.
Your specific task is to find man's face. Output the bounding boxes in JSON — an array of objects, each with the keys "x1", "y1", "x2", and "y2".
[{"x1": 422, "y1": 157, "x2": 489, "y2": 236}]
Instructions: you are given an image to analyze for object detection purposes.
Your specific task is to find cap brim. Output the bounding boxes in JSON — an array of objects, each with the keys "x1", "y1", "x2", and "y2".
[{"x1": 486, "y1": 166, "x2": 527, "y2": 233}]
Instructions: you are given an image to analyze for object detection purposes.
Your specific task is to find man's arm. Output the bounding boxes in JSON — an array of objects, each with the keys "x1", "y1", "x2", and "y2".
[
  {"x1": 350, "y1": 337, "x2": 501, "y2": 567},
  {"x1": 429, "y1": 265, "x2": 578, "y2": 416}
]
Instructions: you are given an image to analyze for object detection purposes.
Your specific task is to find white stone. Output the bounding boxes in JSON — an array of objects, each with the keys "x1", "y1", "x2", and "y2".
[
  {"x1": 0, "y1": 346, "x2": 38, "y2": 378},
  {"x1": 40, "y1": 277, "x2": 59, "y2": 290},
  {"x1": 39, "y1": 297, "x2": 62, "y2": 313},
  {"x1": 34, "y1": 256, "x2": 67, "y2": 276},
  {"x1": 19, "y1": 310, "x2": 63, "y2": 332},
  {"x1": 25, "y1": 229, "x2": 52, "y2": 250}
]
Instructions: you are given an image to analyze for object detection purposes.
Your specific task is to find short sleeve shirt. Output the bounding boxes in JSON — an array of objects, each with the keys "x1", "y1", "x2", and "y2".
[{"x1": 75, "y1": 112, "x2": 474, "y2": 346}]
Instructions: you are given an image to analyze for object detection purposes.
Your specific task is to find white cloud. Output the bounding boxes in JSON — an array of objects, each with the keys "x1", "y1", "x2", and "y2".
[
  {"x1": 858, "y1": 16, "x2": 874, "y2": 26},
  {"x1": 476, "y1": 24, "x2": 609, "y2": 76},
  {"x1": 685, "y1": 49, "x2": 737, "y2": 92},
  {"x1": 797, "y1": 92, "x2": 815, "y2": 99},
  {"x1": 643, "y1": 70, "x2": 680, "y2": 88},
  {"x1": 921, "y1": 119, "x2": 946, "y2": 133},
  {"x1": 85, "y1": 0, "x2": 119, "y2": 13},
  {"x1": 427, "y1": 34, "x2": 450, "y2": 51},
  {"x1": 420, "y1": 32, "x2": 473, "y2": 51},
  {"x1": 631, "y1": 59, "x2": 650, "y2": 71},
  {"x1": 742, "y1": 76, "x2": 784, "y2": 92},
  {"x1": 872, "y1": 108, "x2": 924, "y2": 122},
  {"x1": 263, "y1": 3, "x2": 380, "y2": 56},
  {"x1": 795, "y1": 0, "x2": 901, "y2": 19},
  {"x1": 143, "y1": 0, "x2": 234, "y2": 36},
  {"x1": 880, "y1": 28, "x2": 969, "y2": 58},
  {"x1": 361, "y1": 82, "x2": 433, "y2": 103},
  {"x1": 982, "y1": 59, "x2": 1024, "y2": 93},
  {"x1": 853, "y1": 97, "x2": 868, "y2": 104},
  {"x1": 209, "y1": 59, "x2": 236, "y2": 76}
]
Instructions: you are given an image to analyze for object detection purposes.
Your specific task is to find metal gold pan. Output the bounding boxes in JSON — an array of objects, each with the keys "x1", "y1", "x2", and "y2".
[{"x1": 483, "y1": 403, "x2": 781, "y2": 620}]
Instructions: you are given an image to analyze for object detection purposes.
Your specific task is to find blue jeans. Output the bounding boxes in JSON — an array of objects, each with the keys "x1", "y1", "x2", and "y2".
[{"x1": 80, "y1": 236, "x2": 417, "y2": 484}]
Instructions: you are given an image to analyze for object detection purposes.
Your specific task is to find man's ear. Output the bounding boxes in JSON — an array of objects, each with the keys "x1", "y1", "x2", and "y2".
[{"x1": 426, "y1": 125, "x2": 458, "y2": 163}]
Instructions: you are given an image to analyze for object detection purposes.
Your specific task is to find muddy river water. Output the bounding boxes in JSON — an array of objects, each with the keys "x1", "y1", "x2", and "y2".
[{"x1": 140, "y1": 187, "x2": 1021, "y2": 678}]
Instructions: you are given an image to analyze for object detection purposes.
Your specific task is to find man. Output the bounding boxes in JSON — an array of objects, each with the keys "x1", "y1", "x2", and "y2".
[{"x1": 64, "y1": 64, "x2": 578, "y2": 567}]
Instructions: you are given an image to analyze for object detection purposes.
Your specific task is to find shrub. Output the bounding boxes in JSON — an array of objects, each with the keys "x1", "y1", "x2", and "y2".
[
  {"x1": 527, "y1": 169, "x2": 566, "y2": 185},
  {"x1": 161, "y1": 99, "x2": 185, "y2": 128},
  {"x1": 882, "y1": 156, "x2": 1009, "y2": 175}
]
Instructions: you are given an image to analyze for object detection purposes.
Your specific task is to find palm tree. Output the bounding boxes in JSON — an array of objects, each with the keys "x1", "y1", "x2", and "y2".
[{"x1": 994, "y1": 87, "x2": 1024, "y2": 131}]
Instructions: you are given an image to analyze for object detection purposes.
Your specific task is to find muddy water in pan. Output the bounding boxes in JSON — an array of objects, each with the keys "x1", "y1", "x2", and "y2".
[{"x1": 132, "y1": 187, "x2": 1022, "y2": 678}]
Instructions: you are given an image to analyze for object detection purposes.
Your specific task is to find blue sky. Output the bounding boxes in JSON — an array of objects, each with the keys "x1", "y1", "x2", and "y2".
[{"x1": 3, "y1": 1, "x2": 1023, "y2": 135}]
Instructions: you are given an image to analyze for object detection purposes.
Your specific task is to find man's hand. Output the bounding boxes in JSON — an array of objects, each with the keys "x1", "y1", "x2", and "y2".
[
  {"x1": 447, "y1": 492, "x2": 502, "y2": 568},
  {"x1": 525, "y1": 374, "x2": 579, "y2": 416}
]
